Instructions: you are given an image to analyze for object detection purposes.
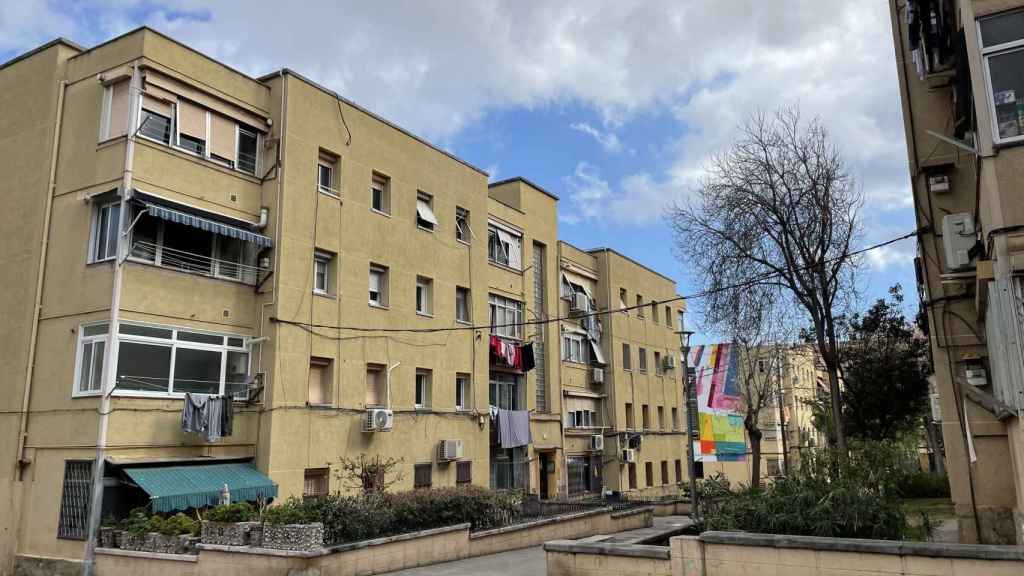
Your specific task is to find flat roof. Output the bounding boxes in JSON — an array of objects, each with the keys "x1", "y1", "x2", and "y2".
[
  {"x1": 489, "y1": 176, "x2": 560, "y2": 201},
  {"x1": 588, "y1": 247, "x2": 680, "y2": 286},
  {"x1": 0, "y1": 37, "x2": 83, "y2": 71}
]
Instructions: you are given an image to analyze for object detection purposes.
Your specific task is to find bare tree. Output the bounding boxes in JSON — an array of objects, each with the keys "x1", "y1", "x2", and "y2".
[
  {"x1": 667, "y1": 106, "x2": 861, "y2": 456},
  {"x1": 335, "y1": 454, "x2": 404, "y2": 494}
]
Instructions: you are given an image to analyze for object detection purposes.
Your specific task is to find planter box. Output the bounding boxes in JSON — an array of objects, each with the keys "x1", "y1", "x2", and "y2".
[
  {"x1": 201, "y1": 521, "x2": 261, "y2": 547},
  {"x1": 261, "y1": 522, "x2": 324, "y2": 552},
  {"x1": 116, "y1": 531, "x2": 146, "y2": 551},
  {"x1": 99, "y1": 527, "x2": 117, "y2": 549},
  {"x1": 140, "y1": 533, "x2": 196, "y2": 554}
]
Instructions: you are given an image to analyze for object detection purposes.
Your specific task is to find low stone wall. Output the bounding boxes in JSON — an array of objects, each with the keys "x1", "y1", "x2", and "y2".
[
  {"x1": 94, "y1": 506, "x2": 654, "y2": 576},
  {"x1": 545, "y1": 540, "x2": 672, "y2": 576},
  {"x1": 648, "y1": 499, "x2": 691, "y2": 516}
]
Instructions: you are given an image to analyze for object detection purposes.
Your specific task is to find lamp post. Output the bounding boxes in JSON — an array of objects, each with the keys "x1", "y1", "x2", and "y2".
[{"x1": 677, "y1": 329, "x2": 697, "y2": 517}]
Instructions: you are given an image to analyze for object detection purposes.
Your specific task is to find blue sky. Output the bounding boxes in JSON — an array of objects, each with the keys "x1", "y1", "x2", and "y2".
[{"x1": 2, "y1": 1, "x2": 919, "y2": 337}]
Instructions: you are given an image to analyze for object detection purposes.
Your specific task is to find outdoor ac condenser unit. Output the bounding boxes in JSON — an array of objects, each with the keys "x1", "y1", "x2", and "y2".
[
  {"x1": 591, "y1": 434, "x2": 604, "y2": 451},
  {"x1": 571, "y1": 291, "x2": 589, "y2": 312},
  {"x1": 438, "y1": 439, "x2": 464, "y2": 461},
  {"x1": 622, "y1": 448, "x2": 637, "y2": 463},
  {"x1": 592, "y1": 367, "x2": 605, "y2": 384},
  {"x1": 941, "y1": 213, "x2": 976, "y2": 271},
  {"x1": 363, "y1": 408, "x2": 394, "y2": 432},
  {"x1": 663, "y1": 355, "x2": 676, "y2": 370}
]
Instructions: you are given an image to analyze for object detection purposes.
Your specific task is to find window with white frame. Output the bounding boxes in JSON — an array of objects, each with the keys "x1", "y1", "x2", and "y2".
[
  {"x1": 74, "y1": 323, "x2": 109, "y2": 395},
  {"x1": 313, "y1": 250, "x2": 334, "y2": 295},
  {"x1": 91, "y1": 201, "x2": 120, "y2": 262},
  {"x1": 318, "y1": 152, "x2": 340, "y2": 196},
  {"x1": 980, "y1": 9, "x2": 1024, "y2": 143},
  {"x1": 139, "y1": 107, "x2": 173, "y2": 145},
  {"x1": 562, "y1": 332, "x2": 587, "y2": 364},
  {"x1": 489, "y1": 372, "x2": 522, "y2": 410},
  {"x1": 371, "y1": 173, "x2": 390, "y2": 214},
  {"x1": 415, "y1": 369, "x2": 432, "y2": 408},
  {"x1": 416, "y1": 276, "x2": 433, "y2": 315},
  {"x1": 455, "y1": 373, "x2": 470, "y2": 411},
  {"x1": 369, "y1": 264, "x2": 389, "y2": 307},
  {"x1": 416, "y1": 192, "x2": 437, "y2": 231},
  {"x1": 487, "y1": 223, "x2": 522, "y2": 269},
  {"x1": 455, "y1": 206, "x2": 470, "y2": 243},
  {"x1": 92, "y1": 322, "x2": 249, "y2": 397},
  {"x1": 99, "y1": 80, "x2": 130, "y2": 141},
  {"x1": 489, "y1": 293, "x2": 524, "y2": 339},
  {"x1": 455, "y1": 286, "x2": 471, "y2": 323}
]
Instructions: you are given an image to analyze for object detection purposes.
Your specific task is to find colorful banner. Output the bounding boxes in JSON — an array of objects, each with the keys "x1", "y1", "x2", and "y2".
[{"x1": 688, "y1": 343, "x2": 746, "y2": 462}]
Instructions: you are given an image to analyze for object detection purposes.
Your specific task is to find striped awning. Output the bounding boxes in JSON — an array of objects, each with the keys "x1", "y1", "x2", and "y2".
[
  {"x1": 123, "y1": 463, "x2": 278, "y2": 513},
  {"x1": 141, "y1": 200, "x2": 273, "y2": 248}
]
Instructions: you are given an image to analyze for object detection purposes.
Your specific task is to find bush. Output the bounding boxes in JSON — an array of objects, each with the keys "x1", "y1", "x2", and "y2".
[
  {"x1": 204, "y1": 502, "x2": 256, "y2": 523},
  {"x1": 896, "y1": 472, "x2": 951, "y2": 499},
  {"x1": 122, "y1": 508, "x2": 151, "y2": 535},
  {"x1": 263, "y1": 498, "x2": 316, "y2": 525},
  {"x1": 161, "y1": 513, "x2": 200, "y2": 536}
]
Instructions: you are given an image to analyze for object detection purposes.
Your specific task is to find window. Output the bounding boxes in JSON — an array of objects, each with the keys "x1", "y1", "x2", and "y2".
[
  {"x1": 489, "y1": 294, "x2": 524, "y2": 339},
  {"x1": 562, "y1": 332, "x2": 587, "y2": 364},
  {"x1": 622, "y1": 343, "x2": 632, "y2": 371},
  {"x1": 177, "y1": 99, "x2": 207, "y2": 155},
  {"x1": 654, "y1": 351, "x2": 662, "y2": 375},
  {"x1": 665, "y1": 306, "x2": 672, "y2": 327},
  {"x1": 625, "y1": 402, "x2": 635, "y2": 430},
  {"x1": 371, "y1": 172, "x2": 390, "y2": 214},
  {"x1": 672, "y1": 407, "x2": 679, "y2": 431},
  {"x1": 100, "y1": 80, "x2": 130, "y2": 141},
  {"x1": 91, "y1": 201, "x2": 120, "y2": 262},
  {"x1": 455, "y1": 286, "x2": 471, "y2": 323},
  {"x1": 979, "y1": 9, "x2": 1024, "y2": 143},
  {"x1": 677, "y1": 310, "x2": 685, "y2": 332},
  {"x1": 112, "y1": 322, "x2": 248, "y2": 397},
  {"x1": 651, "y1": 301, "x2": 658, "y2": 322},
  {"x1": 490, "y1": 372, "x2": 522, "y2": 410},
  {"x1": 567, "y1": 456, "x2": 595, "y2": 496},
  {"x1": 366, "y1": 364, "x2": 386, "y2": 407},
  {"x1": 416, "y1": 192, "x2": 437, "y2": 231},
  {"x1": 661, "y1": 461, "x2": 670, "y2": 485},
  {"x1": 313, "y1": 251, "x2": 334, "y2": 295},
  {"x1": 369, "y1": 264, "x2": 389, "y2": 307},
  {"x1": 628, "y1": 462, "x2": 637, "y2": 489},
  {"x1": 635, "y1": 295, "x2": 644, "y2": 317},
  {"x1": 657, "y1": 406, "x2": 665, "y2": 430},
  {"x1": 619, "y1": 288, "x2": 628, "y2": 311},
  {"x1": 487, "y1": 223, "x2": 522, "y2": 269},
  {"x1": 75, "y1": 323, "x2": 108, "y2": 396},
  {"x1": 455, "y1": 373, "x2": 470, "y2": 411},
  {"x1": 455, "y1": 207, "x2": 470, "y2": 243},
  {"x1": 139, "y1": 108, "x2": 173, "y2": 144},
  {"x1": 638, "y1": 348, "x2": 647, "y2": 372},
  {"x1": 456, "y1": 461, "x2": 472, "y2": 485},
  {"x1": 694, "y1": 461, "x2": 704, "y2": 479},
  {"x1": 675, "y1": 459, "x2": 683, "y2": 483},
  {"x1": 415, "y1": 369, "x2": 432, "y2": 409},
  {"x1": 414, "y1": 463, "x2": 432, "y2": 489},
  {"x1": 317, "y1": 153, "x2": 340, "y2": 196},
  {"x1": 308, "y1": 357, "x2": 332, "y2": 406},
  {"x1": 767, "y1": 458, "x2": 782, "y2": 477},
  {"x1": 642, "y1": 404, "x2": 650, "y2": 430},
  {"x1": 416, "y1": 276, "x2": 433, "y2": 316},
  {"x1": 304, "y1": 468, "x2": 329, "y2": 499},
  {"x1": 645, "y1": 462, "x2": 654, "y2": 487},
  {"x1": 236, "y1": 125, "x2": 259, "y2": 175},
  {"x1": 58, "y1": 460, "x2": 92, "y2": 539}
]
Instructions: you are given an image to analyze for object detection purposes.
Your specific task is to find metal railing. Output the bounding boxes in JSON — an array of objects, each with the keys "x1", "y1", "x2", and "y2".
[{"x1": 130, "y1": 241, "x2": 266, "y2": 285}]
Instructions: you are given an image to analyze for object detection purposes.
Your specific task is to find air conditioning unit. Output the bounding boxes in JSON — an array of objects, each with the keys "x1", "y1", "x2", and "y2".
[
  {"x1": 363, "y1": 408, "x2": 394, "y2": 432},
  {"x1": 591, "y1": 367, "x2": 605, "y2": 384},
  {"x1": 965, "y1": 366, "x2": 987, "y2": 387},
  {"x1": 570, "y1": 292, "x2": 589, "y2": 312},
  {"x1": 591, "y1": 434, "x2": 604, "y2": 451},
  {"x1": 438, "y1": 439, "x2": 464, "y2": 461},
  {"x1": 941, "y1": 213, "x2": 976, "y2": 271},
  {"x1": 621, "y1": 448, "x2": 637, "y2": 463},
  {"x1": 663, "y1": 356, "x2": 676, "y2": 370}
]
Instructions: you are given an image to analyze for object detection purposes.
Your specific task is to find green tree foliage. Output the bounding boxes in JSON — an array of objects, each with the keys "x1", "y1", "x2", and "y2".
[{"x1": 840, "y1": 285, "x2": 930, "y2": 441}]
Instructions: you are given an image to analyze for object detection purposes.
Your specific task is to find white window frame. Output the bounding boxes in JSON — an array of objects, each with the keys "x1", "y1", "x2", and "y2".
[
  {"x1": 489, "y1": 293, "x2": 524, "y2": 340},
  {"x1": 979, "y1": 9, "x2": 1024, "y2": 145},
  {"x1": 416, "y1": 276, "x2": 433, "y2": 316},
  {"x1": 415, "y1": 369, "x2": 432, "y2": 409},
  {"x1": 313, "y1": 251, "x2": 333, "y2": 295},
  {"x1": 369, "y1": 264, "x2": 389, "y2": 308},
  {"x1": 371, "y1": 173, "x2": 390, "y2": 215},
  {"x1": 487, "y1": 222, "x2": 522, "y2": 270},
  {"x1": 90, "y1": 321, "x2": 249, "y2": 398},
  {"x1": 416, "y1": 192, "x2": 437, "y2": 232},
  {"x1": 455, "y1": 286, "x2": 471, "y2": 324},
  {"x1": 455, "y1": 206, "x2": 471, "y2": 244},
  {"x1": 455, "y1": 373, "x2": 470, "y2": 411},
  {"x1": 99, "y1": 83, "x2": 113, "y2": 141},
  {"x1": 89, "y1": 200, "x2": 121, "y2": 263},
  {"x1": 562, "y1": 332, "x2": 587, "y2": 364},
  {"x1": 73, "y1": 322, "x2": 110, "y2": 397},
  {"x1": 317, "y1": 161, "x2": 336, "y2": 197},
  {"x1": 138, "y1": 106, "x2": 175, "y2": 147}
]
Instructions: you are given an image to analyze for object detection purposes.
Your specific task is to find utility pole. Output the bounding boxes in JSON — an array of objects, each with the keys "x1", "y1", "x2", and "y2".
[
  {"x1": 776, "y1": 381, "x2": 790, "y2": 475},
  {"x1": 677, "y1": 330, "x2": 697, "y2": 516}
]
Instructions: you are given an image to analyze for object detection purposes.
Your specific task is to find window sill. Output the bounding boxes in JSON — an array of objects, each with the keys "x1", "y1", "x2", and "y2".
[
  {"x1": 314, "y1": 291, "x2": 336, "y2": 300},
  {"x1": 87, "y1": 257, "x2": 116, "y2": 267},
  {"x1": 417, "y1": 226, "x2": 435, "y2": 234},
  {"x1": 416, "y1": 311, "x2": 434, "y2": 318},
  {"x1": 318, "y1": 188, "x2": 342, "y2": 200},
  {"x1": 369, "y1": 302, "x2": 390, "y2": 310},
  {"x1": 371, "y1": 208, "x2": 392, "y2": 218},
  {"x1": 307, "y1": 403, "x2": 333, "y2": 410},
  {"x1": 487, "y1": 261, "x2": 522, "y2": 274},
  {"x1": 455, "y1": 319, "x2": 472, "y2": 326},
  {"x1": 456, "y1": 239, "x2": 471, "y2": 247},
  {"x1": 72, "y1": 391, "x2": 103, "y2": 399}
]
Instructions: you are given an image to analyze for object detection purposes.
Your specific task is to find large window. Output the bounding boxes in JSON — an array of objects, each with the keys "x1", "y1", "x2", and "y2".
[
  {"x1": 91, "y1": 201, "x2": 120, "y2": 262},
  {"x1": 369, "y1": 264, "x2": 389, "y2": 307},
  {"x1": 99, "y1": 322, "x2": 249, "y2": 397},
  {"x1": 455, "y1": 373, "x2": 470, "y2": 411},
  {"x1": 74, "y1": 324, "x2": 108, "y2": 395},
  {"x1": 562, "y1": 331, "x2": 587, "y2": 364},
  {"x1": 980, "y1": 9, "x2": 1024, "y2": 143},
  {"x1": 455, "y1": 207, "x2": 471, "y2": 243},
  {"x1": 139, "y1": 108, "x2": 173, "y2": 144},
  {"x1": 317, "y1": 152, "x2": 340, "y2": 197},
  {"x1": 455, "y1": 286, "x2": 471, "y2": 323},
  {"x1": 416, "y1": 276, "x2": 433, "y2": 316},
  {"x1": 313, "y1": 251, "x2": 334, "y2": 295},
  {"x1": 308, "y1": 357, "x2": 332, "y2": 406},
  {"x1": 490, "y1": 372, "x2": 522, "y2": 410},
  {"x1": 489, "y1": 294, "x2": 524, "y2": 339},
  {"x1": 415, "y1": 369, "x2": 432, "y2": 409},
  {"x1": 567, "y1": 456, "x2": 600, "y2": 496},
  {"x1": 487, "y1": 223, "x2": 522, "y2": 269}
]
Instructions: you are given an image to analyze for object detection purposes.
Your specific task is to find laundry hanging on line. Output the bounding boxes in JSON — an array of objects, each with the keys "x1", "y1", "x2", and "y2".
[{"x1": 181, "y1": 393, "x2": 234, "y2": 442}]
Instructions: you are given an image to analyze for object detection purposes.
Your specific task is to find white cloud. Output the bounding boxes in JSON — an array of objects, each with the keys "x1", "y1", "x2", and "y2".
[
  {"x1": 569, "y1": 122, "x2": 623, "y2": 153},
  {"x1": 866, "y1": 244, "x2": 915, "y2": 271}
]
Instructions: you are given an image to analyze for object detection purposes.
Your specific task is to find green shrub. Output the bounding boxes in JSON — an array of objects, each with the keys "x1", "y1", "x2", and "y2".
[
  {"x1": 263, "y1": 498, "x2": 316, "y2": 525},
  {"x1": 896, "y1": 472, "x2": 951, "y2": 499},
  {"x1": 161, "y1": 513, "x2": 199, "y2": 536},
  {"x1": 122, "y1": 508, "x2": 152, "y2": 535},
  {"x1": 204, "y1": 501, "x2": 256, "y2": 523}
]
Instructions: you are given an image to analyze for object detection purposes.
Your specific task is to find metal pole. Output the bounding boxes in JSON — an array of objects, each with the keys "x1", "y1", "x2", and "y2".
[
  {"x1": 685, "y1": 364, "x2": 698, "y2": 517},
  {"x1": 777, "y1": 382, "x2": 790, "y2": 476}
]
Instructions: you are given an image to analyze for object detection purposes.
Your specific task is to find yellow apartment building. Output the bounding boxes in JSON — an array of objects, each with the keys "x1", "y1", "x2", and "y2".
[
  {"x1": 0, "y1": 28, "x2": 690, "y2": 573},
  {"x1": 889, "y1": 0, "x2": 1024, "y2": 544}
]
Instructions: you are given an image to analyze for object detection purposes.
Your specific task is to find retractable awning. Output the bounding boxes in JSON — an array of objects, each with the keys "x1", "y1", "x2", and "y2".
[
  {"x1": 416, "y1": 198, "x2": 438, "y2": 226},
  {"x1": 136, "y1": 192, "x2": 273, "y2": 248},
  {"x1": 589, "y1": 340, "x2": 606, "y2": 365},
  {"x1": 122, "y1": 462, "x2": 277, "y2": 513}
]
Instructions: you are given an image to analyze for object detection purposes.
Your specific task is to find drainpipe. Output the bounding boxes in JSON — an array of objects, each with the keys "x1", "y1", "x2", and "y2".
[
  {"x1": 15, "y1": 78, "x2": 66, "y2": 478},
  {"x1": 83, "y1": 62, "x2": 141, "y2": 576}
]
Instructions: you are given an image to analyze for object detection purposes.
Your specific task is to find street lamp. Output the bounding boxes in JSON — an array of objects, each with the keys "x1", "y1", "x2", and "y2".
[{"x1": 677, "y1": 329, "x2": 698, "y2": 517}]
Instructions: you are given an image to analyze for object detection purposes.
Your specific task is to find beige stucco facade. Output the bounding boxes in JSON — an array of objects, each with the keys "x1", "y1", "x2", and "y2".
[
  {"x1": 889, "y1": 0, "x2": 1024, "y2": 544},
  {"x1": 0, "y1": 28, "x2": 692, "y2": 573}
]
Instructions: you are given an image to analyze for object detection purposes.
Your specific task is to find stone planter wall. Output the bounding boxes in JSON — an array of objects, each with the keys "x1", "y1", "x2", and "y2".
[
  {"x1": 115, "y1": 531, "x2": 146, "y2": 551},
  {"x1": 99, "y1": 527, "x2": 117, "y2": 549},
  {"x1": 201, "y1": 520, "x2": 260, "y2": 546},
  {"x1": 261, "y1": 522, "x2": 324, "y2": 552}
]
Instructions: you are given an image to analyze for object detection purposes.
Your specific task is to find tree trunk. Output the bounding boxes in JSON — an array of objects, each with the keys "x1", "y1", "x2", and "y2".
[
  {"x1": 923, "y1": 415, "x2": 946, "y2": 475},
  {"x1": 748, "y1": 426, "x2": 762, "y2": 488},
  {"x1": 824, "y1": 317, "x2": 849, "y2": 456}
]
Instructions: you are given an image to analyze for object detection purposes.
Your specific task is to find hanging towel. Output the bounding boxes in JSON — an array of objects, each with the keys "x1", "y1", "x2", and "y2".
[
  {"x1": 205, "y1": 397, "x2": 224, "y2": 443},
  {"x1": 221, "y1": 396, "x2": 234, "y2": 437},
  {"x1": 181, "y1": 393, "x2": 232, "y2": 442},
  {"x1": 181, "y1": 393, "x2": 210, "y2": 434},
  {"x1": 521, "y1": 343, "x2": 536, "y2": 372},
  {"x1": 497, "y1": 408, "x2": 532, "y2": 448}
]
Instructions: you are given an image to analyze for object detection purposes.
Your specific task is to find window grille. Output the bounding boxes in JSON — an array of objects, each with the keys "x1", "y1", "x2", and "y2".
[{"x1": 58, "y1": 460, "x2": 93, "y2": 540}]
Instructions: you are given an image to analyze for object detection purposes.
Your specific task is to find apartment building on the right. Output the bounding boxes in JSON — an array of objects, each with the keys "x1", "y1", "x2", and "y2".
[{"x1": 889, "y1": 0, "x2": 1024, "y2": 544}]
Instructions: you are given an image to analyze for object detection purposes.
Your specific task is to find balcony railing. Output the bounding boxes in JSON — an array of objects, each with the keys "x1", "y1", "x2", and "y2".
[{"x1": 130, "y1": 241, "x2": 267, "y2": 286}]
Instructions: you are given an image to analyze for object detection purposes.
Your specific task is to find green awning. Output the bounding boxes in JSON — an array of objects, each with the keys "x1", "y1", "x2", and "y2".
[{"x1": 123, "y1": 463, "x2": 278, "y2": 513}]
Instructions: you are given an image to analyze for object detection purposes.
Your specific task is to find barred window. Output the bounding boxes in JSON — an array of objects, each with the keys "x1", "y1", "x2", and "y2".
[
  {"x1": 58, "y1": 460, "x2": 93, "y2": 540},
  {"x1": 414, "y1": 463, "x2": 432, "y2": 489},
  {"x1": 645, "y1": 462, "x2": 654, "y2": 487},
  {"x1": 661, "y1": 461, "x2": 669, "y2": 485},
  {"x1": 304, "y1": 468, "x2": 329, "y2": 499},
  {"x1": 456, "y1": 461, "x2": 472, "y2": 485}
]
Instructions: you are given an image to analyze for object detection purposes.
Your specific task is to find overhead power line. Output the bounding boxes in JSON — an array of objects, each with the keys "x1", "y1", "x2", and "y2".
[{"x1": 270, "y1": 229, "x2": 920, "y2": 335}]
